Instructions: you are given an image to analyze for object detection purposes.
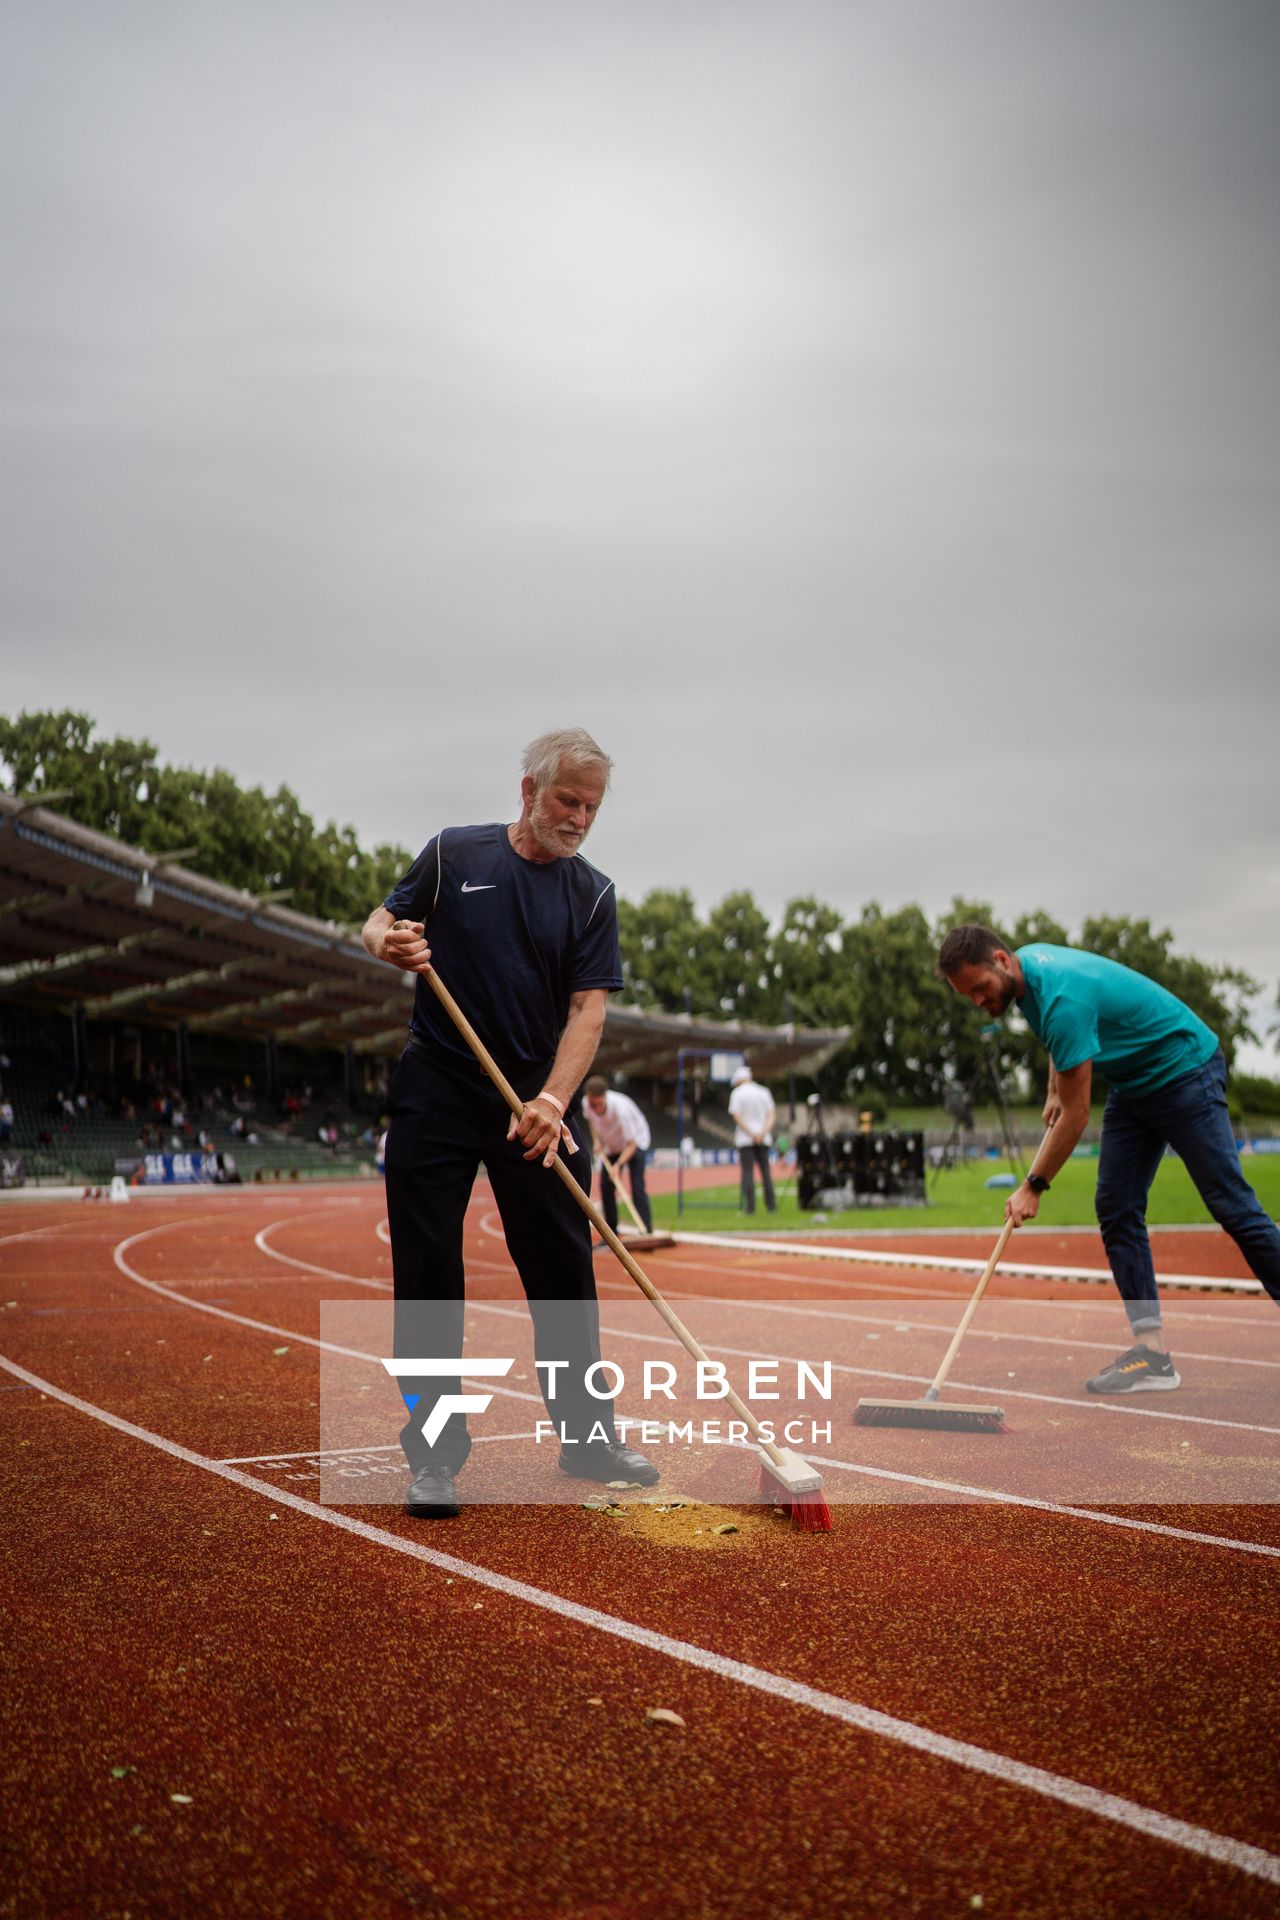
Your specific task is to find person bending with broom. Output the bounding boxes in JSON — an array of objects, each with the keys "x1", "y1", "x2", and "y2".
[
  {"x1": 938, "y1": 925, "x2": 1280, "y2": 1395},
  {"x1": 583, "y1": 1075, "x2": 655, "y2": 1236},
  {"x1": 362, "y1": 728, "x2": 658, "y2": 1517}
]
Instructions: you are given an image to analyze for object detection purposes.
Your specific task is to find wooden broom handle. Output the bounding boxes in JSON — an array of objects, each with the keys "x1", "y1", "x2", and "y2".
[
  {"x1": 925, "y1": 1217, "x2": 1016, "y2": 1399},
  {"x1": 601, "y1": 1151, "x2": 647, "y2": 1236},
  {"x1": 925, "y1": 1129, "x2": 1051, "y2": 1399},
  {"x1": 420, "y1": 965, "x2": 788, "y2": 1466}
]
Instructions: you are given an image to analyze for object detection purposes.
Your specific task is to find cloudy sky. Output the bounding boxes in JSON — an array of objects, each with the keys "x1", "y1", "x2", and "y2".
[{"x1": 2, "y1": 2, "x2": 1278, "y2": 1059}]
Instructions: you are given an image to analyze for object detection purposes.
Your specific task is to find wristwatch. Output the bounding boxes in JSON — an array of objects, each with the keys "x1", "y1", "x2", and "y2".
[{"x1": 1026, "y1": 1172, "x2": 1051, "y2": 1195}]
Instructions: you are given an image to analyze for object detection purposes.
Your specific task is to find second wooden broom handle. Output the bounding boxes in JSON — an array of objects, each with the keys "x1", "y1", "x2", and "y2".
[
  {"x1": 925, "y1": 1216, "x2": 1016, "y2": 1399},
  {"x1": 925, "y1": 1128, "x2": 1052, "y2": 1398}
]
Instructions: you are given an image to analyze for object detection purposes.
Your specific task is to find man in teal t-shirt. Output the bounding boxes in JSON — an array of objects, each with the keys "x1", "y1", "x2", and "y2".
[{"x1": 937, "y1": 926, "x2": 1280, "y2": 1394}]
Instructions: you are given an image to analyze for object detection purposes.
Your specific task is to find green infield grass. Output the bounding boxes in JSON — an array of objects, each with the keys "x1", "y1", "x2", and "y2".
[{"x1": 652, "y1": 1150, "x2": 1280, "y2": 1235}]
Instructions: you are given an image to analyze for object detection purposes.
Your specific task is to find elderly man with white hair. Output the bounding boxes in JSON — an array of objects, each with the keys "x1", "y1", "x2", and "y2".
[
  {"x1": 728, "y1": 1062, "x2": 778, "y2": 1216},
  {"x1": 363, "y1": 728, "x2": 658, "y2": 1516}
]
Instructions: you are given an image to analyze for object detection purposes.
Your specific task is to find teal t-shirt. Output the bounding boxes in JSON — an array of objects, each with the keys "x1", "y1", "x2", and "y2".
[{"x1": 1015, "y1": 945, "x2": 1219, "y2": 1097}]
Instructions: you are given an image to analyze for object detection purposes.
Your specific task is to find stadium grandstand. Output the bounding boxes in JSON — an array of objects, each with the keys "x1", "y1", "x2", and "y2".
[{"x1": 0, "y1": 795, "x2": 848, "y2": 1188}]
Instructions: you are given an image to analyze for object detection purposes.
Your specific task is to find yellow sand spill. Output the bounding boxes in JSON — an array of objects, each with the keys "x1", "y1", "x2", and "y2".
[{"x1": 577, "y1": 1491, "x2": 784, "y2": 1549}]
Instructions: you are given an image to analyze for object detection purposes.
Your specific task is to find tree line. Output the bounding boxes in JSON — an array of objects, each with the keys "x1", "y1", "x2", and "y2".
[
  {"x1": 0, "y1": 709, "x2": 412, "y2": 929},
  {"x1": 2, "y1": 710, "x2": 1268, "y2": 1105}
]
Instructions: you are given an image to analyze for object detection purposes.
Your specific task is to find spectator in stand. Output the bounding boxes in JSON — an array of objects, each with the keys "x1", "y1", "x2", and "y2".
[
  {"x1": 728, "y1": 1064, "x2": 777, "y2": 1215},
  {"x1": 582, "y1": 1076, "x2": 654, "y2": 1233},
  {"x1": 0, "y1": 1097, "x2": 13, "y2": 1145}
]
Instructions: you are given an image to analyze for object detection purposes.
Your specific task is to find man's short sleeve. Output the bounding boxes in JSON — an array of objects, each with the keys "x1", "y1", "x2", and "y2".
[
  {"x1": 570, "y1": 882, "x2": 623, "y2": 993},
  {"x1": 383, "y1": 838, "x2": 441, "y2": 924},
  {"x1": 1041, "y1": 995, "x2": 1100, "y2": 1073}
]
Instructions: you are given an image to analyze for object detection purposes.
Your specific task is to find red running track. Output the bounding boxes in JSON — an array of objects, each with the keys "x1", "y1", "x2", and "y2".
[{"x1": 2, "y1": 1184, "x2": 1278, "y2": 1919}]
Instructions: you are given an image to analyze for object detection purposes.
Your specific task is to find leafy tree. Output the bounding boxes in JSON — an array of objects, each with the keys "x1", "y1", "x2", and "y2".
[
  {"x1": 616, "y1": 888, "x2": 712, "y2": 1011},
  {"x1": 704, "y1": 891, "x2": 781, "y2": 1023}
]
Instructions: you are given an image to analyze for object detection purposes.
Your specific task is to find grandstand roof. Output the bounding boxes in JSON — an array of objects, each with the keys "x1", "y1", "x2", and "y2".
[{"x1": 0, "y1": 795, "x2": 849, "y2": 1076}]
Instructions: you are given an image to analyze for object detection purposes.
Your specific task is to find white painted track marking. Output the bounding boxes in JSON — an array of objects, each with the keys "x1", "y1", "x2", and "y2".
[
  {"x1": 486, "y1": 1292, "x2": 1280, "y2": 1439},
  {"x1": 111, "y1": 1220, "x2": 546, "y2": 1409},
  {"x1": 651, "y1": 1249, "x2": 1280, "y2": 1328},
  {"x1": 2, "y1": 1349, "x2": 1277, "y2": 1892},
  {"x1": 110, "y1": 1228, "x2": 1280, "y2": 1528},
  {"x1": 220, "y1": 1430, "x2": 537, "y2": 1465},
  {"x1": 800, "y1": 1450, "x2": 1280, "y2": 1559},
  {"x1": 254, "y1": 1216, "x2": 390, "y2": 1289},
  {"x1": 675, "y1": 1230, "x2": 1267, "y2": 1295},
  {"x1": 597, "y1": 1280, "x2": 1280, "y2": 1371}
]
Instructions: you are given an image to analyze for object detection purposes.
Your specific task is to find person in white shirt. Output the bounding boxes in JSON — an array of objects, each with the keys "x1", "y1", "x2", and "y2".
[
  {"x1": 583, "y1": 1076, "x2": 653, "y2": 1233},
  {"x1": 728, "y1": 1064, "x2": 777, "y2": 1215}
]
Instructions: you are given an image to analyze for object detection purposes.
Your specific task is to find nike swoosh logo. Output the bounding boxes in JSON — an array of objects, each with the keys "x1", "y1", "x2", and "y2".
[{"x1": 460, "y1": 882, "x2": 496, "y2": 893}]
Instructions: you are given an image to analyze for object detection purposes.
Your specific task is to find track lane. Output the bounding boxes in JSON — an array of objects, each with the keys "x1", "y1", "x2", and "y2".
[
  {"x1": 7, "y1": 1191, "x2": 1280, "y2": 1916},
  {"x1": 4, "y1": 1352, "x2": 1280, "y2": 1920}
]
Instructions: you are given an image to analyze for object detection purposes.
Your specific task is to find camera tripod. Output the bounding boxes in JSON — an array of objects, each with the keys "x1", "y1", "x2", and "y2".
[{"x1": 932, "y1": 1033, "x2": 1025, "y2": 1184}]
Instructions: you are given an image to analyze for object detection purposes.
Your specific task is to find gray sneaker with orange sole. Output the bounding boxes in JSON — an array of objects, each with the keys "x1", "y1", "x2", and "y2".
[{"x1": 1085, "y1": 1344, "x2": 1181, "y2": 1394}]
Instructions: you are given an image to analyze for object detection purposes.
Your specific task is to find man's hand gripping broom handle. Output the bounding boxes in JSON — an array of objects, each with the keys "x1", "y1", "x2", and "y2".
[{"x1": 420, "y1": 965, "x2": 792, "y2": 1472}]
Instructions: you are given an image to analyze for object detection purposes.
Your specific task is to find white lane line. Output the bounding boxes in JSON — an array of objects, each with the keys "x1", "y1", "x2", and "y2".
[
  {"x1": 653, "y1": 1251, "x2": 1280, "y2": 1328},
  {"x1": 0, "y1": 1220, "x2": 102, "y2": 1250},
  {"x1": 110, "y1": 1223, "x2": 1279, "y2": 1532},
  {"x1": 649, "y1": 1250, "x2": 975, "y2": 1302},
  {"x1": 484, "y1": 1292, "x2": 1280, "y2": 1440},
  {"x1": 2, "y1": 1350, "x2": 1277, "y2": 1892},
  {"x1": 802, "y1": 1451, "x2": 1280, "y2": 1560},
  {"x1": 220, "y1": 1430, "x2": 537, "y2": 1465},
  {"x1": 175, "y1": 1274, "x2": 378, "y2": 1291},
  {"x1": 256, "y1": 1221, "x2": 511, "y2": 1288},
  {"x1": 111, "y1": 1220, "x2": 546, "y2": 1410},
  {"x1": 596, "y1": 1281, "x2": 1280, "y2": 1371},
  {"x1": 674, "y1": 1231, "x2": 1266, "y2": 1296},
  {"x1": 255, "y1": 1215, "x2": 391, "y2": 1291}
]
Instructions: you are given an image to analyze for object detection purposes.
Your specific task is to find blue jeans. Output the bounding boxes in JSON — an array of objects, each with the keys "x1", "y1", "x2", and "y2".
[{"x1": 1095, "y1": 1049, "x2": 1280, "y2": 1334}]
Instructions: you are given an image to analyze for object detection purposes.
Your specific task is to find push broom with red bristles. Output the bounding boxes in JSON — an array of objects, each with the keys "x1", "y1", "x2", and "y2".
[{"x1": 414, "y1": 952, "x2": 832, "y2": 1531}]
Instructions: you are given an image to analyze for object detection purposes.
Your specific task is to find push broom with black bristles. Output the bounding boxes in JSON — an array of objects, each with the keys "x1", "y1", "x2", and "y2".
[
  {"x1": 853, "y1": 1215, "x2": 1018, "y2": 1433},
  {"x1": 414, "y1": 952, "x2": 833, "y2": 1531}
]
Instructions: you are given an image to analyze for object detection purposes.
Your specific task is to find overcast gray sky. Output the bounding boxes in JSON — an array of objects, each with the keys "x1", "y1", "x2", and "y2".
[{"x1": 2, "y1": 2, "x2": 1278, "y2": 1061}]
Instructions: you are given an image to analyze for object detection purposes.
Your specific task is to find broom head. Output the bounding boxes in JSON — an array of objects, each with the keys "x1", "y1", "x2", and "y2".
[
  {"x1": 755, "y1": 1447, "x2": 833, "y2": 1532},
  {"x1": 615, "y1": 1230, "x2": 677, "y2": 1252},
  {"x1": 854, "y1": 1396, "x2": 1006, "y2": 1434}
]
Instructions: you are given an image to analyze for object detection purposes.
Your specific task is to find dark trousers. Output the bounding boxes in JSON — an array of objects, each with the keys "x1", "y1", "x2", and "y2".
[
  {"x1": 599, "y1": 1149, "x2": 652, "y2": 1232},
  {"x1": 1095, "y1": 1049, "x2": 1280, "y2": 1333},
  {"x1": 384, "y1": 1041, "x2": 616, "y2": 1472},
  {"x1": 738, "y1": 1144, "x2": 776, "y2": 1214}
]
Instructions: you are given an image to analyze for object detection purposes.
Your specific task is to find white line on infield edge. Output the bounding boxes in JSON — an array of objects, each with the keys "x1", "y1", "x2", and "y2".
[{"x1": 672, "y1": 1230, "x2": 1266, "y2": 1294}]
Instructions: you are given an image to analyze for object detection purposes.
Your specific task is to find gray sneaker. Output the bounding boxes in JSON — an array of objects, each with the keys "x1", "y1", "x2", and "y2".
[{"x1": 1085, "y1": 1344, "x2": 1181, "y2": 1394}]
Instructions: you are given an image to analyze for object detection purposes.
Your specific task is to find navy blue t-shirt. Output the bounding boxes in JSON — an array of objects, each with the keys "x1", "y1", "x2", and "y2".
[{"x1": 383, "y1": 822, "x2": 623, "y2": 1078}]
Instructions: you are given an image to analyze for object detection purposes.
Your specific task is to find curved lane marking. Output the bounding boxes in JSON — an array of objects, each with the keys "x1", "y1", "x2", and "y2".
[
  {"x1": 255, "y1": 1214, "x2": 391, "y2": 1290},
  {"x1": 110, "y1": 1219, "x2": 544, "y2": 1407},
  {"x1": 1, "y1": 1348, "x2": 1277, "y2": 1893}
]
